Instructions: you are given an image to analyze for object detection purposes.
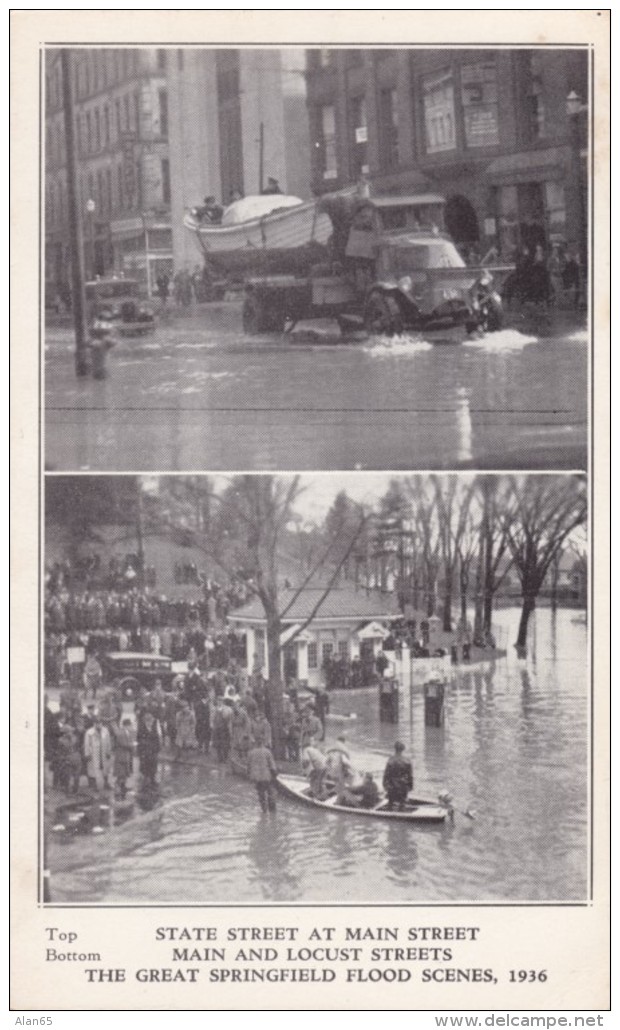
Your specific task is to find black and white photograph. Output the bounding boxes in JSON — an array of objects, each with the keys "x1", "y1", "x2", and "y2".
[
  {"x1": 11, "y1": 10, "x2": 609, "y2": 1014},
  {"x1": 44, "y1": 46, "x2": 589, "y2": 473},
  {"x1": 43, "y1": 472, "x2": 588, "y2": 905}
]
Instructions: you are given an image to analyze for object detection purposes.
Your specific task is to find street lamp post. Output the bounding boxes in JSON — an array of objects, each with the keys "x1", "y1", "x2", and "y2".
[
  {"x1": 565, "y1": 90, "x2": 587, "y2": 274},
  {"x1": 85, "y1": 198, "x2": 96, "y2": 280}
]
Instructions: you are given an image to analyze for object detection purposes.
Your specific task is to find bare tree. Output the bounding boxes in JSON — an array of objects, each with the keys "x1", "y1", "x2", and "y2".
[
  {"x1": 503, "y1": 475, "x2": 587, "y2": 651},
  {"x1": 432, "y1": 475, "x2": 476, "y2": 632}
]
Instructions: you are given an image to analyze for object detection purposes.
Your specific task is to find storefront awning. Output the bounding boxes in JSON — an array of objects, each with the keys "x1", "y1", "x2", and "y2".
[{"x1": 486, "y1": 146, "x2": 568, "y2": 185}]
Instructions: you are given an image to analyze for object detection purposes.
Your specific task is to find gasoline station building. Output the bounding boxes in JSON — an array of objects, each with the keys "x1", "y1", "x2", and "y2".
[{"x1": 228, "y1": 587, "x2": 400, "y2": 689}]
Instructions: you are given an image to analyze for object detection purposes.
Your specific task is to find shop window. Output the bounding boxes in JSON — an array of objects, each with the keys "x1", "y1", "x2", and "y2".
[
  {"x1": 461, "y1": 61, "x2": 499, "y2": 148},
  {"x1": 349, "y1": 95, "x2": 368, "y2": 176},
  {"x1": 379, "y1": 87, "x2": 399, "y2": 169},
  {"x1": 423, "y1": 69, "x2": 456, "y2": 153},
  {"x1": 307, "y1": 642, "x2": 318, "y2": 669},
  {"x1": 317, "y1": 103, "x2": 337, "y2": 180}
]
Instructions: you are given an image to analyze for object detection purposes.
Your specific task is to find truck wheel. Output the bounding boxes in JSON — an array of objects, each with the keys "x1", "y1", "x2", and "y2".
[
  {"x1": 365, "y1": 293, "x2": 403, "y2": 336},
  {"x1": 242, "y1": 294, "x2": 266, "y2": 333},
  {"x1": 243, "y1": 295, "x2": 285, "y2": 333}
]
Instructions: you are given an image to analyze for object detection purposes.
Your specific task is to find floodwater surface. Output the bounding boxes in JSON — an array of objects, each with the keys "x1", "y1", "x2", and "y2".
[
  {"x1": 45, "y1": 306, "x2": 587, "y2": 471},
  {"x1": 48, "y1": 607, "x2": 588, "y2": 904}
]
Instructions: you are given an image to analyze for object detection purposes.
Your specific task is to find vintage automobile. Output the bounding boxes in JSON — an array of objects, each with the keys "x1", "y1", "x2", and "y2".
[
  {"x1": 85, "y1": 277, "x2": 156, "y2": 335},
  {"x1": 100, "y1": 651, "x2": 174, "y2": 697}
]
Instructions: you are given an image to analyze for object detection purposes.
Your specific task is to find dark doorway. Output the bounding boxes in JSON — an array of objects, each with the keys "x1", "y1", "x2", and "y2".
[{"x1": 445, "y1": 194, "x2": 480, "y2": 243}]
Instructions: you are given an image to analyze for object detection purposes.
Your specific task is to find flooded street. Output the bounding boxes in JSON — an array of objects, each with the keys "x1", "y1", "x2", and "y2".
[
  {"x1": 48, "y1": 606, "x2": 588, "y2": 905},
  {"x1": 45, "y1": 304, "x2": 587, "y2": 471}
]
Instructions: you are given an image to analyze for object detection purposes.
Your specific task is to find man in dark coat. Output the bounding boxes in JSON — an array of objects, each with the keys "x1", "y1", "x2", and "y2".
[
  {"x1": 137, "y1": 711, "x2": 160, "y2": 787},
  {"x1": 382, "y1": 741, "x2": 413, "y2": 811}
]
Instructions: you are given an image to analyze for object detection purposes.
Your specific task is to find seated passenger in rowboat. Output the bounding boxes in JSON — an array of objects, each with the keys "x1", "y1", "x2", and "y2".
[{"x1": 339, "y1": 772, "x2": 381, "y2": 810}]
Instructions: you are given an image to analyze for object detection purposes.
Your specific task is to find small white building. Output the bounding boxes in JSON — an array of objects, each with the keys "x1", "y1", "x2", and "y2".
[{"x1": 228, "y1": 587, "x2": 400, "y2": 688}]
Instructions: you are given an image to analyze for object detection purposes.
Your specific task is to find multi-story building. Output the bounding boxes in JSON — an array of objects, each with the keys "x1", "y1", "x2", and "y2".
[
  {"x1": 305, "y1": 48, "x2": 588, "y2": 262},
  {"x1": 167, "y1": 48, "x2": 312, "y2": 270},
  {"x1": 45, "y1": 47, "x2": 172, "y2": 300}
]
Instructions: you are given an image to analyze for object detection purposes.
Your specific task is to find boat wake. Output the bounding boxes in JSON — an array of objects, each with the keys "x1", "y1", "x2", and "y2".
[
  {"x1": 463, "y1": 328, "x2": 537, "y2": 351},
  {"x1": 364, "y1": 334, "x2": 434, "y2": 357}
]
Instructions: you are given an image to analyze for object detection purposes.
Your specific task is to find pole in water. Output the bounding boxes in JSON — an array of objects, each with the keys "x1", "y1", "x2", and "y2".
[{"x1": 60, "y1": 49, "x2": 90, "y2": 377}]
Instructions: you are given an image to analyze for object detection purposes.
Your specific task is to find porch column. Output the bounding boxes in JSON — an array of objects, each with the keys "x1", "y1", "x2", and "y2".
[{"x1": 297, "y1": 639, "x2": 308, "y2": 683}]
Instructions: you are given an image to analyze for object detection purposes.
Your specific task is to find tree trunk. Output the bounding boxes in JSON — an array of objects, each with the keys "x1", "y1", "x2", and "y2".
[
  {"x1": 515, "y1": 593, "x2": 537, "y2": 651},
  {"x1": 442, "y1": 572, "x2": 453, "y2": 632},
  {"x1": 264, "y1": 609, "x2": 286, "y2": 760},
  {"x1": 483, "y1": 592, "x2": 494, "y2": 635}
]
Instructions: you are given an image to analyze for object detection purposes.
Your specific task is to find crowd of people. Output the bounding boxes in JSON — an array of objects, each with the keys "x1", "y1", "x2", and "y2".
[
  {"x1": 44, "y1": 661, "x2": 331, "y2": 814},
  {"x1": 44, "y1": 556, "x2": 255, "y2": 687}
]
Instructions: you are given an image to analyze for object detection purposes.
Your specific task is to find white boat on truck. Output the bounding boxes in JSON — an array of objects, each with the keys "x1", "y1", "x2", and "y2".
[{"x1": 184, "y1": 194, "x2": 333, "y2": 257}]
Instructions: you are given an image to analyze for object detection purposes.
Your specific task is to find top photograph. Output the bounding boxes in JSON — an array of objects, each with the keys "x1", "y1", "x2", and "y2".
[{"x1": 44, "y1": 46, "x2": 589, "y2": 473}]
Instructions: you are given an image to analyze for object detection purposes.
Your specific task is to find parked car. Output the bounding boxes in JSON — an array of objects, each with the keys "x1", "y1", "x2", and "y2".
[
  {"x1": 85, "y1": 277, "x2": 156, "y2": 336},
  {"x1": 100, "y1": 651, "x2": 173, "y2": 697}
]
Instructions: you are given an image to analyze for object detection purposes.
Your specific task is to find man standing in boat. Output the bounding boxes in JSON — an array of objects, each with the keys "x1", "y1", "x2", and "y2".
[{"x1": 382, "y1": 741, "x2": 414, "y2": 811}]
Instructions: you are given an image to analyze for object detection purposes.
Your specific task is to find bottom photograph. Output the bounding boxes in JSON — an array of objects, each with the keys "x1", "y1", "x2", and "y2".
[{"x1": 43, "y1": 472, "x2": 588, "y2": 905}]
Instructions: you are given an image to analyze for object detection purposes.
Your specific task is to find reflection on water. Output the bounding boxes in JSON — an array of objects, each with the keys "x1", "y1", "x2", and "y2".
[
  {"x1": 45, "y1": 309, "x2": 587, "y2": 471},
  {"x1": 49, "y1": 608, "x2": 588, "y2": 904}
]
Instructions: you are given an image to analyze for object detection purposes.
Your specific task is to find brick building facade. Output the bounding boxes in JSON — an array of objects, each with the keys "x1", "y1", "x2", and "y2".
[
  {"x1": 305, "y1": 48, "x2": 588, "y2": 262},
  {"x1": 45, "y1": 48, "x2": 172, "y2": 302}
]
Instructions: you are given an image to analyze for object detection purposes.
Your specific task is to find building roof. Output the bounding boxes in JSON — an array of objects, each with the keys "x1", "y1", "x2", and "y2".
[{"x1": 228, "y1": 587, "x2": 400, "y2": 624}]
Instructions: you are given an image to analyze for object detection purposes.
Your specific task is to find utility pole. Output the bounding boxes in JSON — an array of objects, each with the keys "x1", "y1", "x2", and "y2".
[
  {"x1": 258, "y1": 121, "x2": 264, "y2": 195},
  {"x1": 60, "y1": 49, "x2": 90, "y2": 377}
]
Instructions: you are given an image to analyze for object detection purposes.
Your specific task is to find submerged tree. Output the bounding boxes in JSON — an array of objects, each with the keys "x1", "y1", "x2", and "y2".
[{"x1": 503, "y1": 475, "x2": 587, "y2": 651}]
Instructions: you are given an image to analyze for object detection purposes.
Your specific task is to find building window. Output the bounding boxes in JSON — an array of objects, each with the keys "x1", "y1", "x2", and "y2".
[
  {"x1": 133, "y1": 92, "x2": 141, "y2": 137},
  {"x1": 117, "y1": 164, "x2": 124, "y2": 211},
  {"x1": 307, "y1": 642, "x2": 318, "y2": 669},
  {"x1": 379, "y1": 87, "x2": 399, "y2": 169},
  {"x1": 158, "y1": 88, "x2": 168, "y2": 137},
  {"x1": 103, "y1": 105, "x2": 110, "y2": 148},
  {"x1": 322, "y1": 641, "x2": 334, "y2": 665},
  {"x1": 94, "y1": 108, "x2": 101, "y2": 150},
  {"x1": 461, "y1": 61, "x2": 500, "y2": 148},
  {"x1": 318, "y1": 49, "x2": 331, "y2": 68},
  {"x1": 349, "y1": 95, "x2": 368, "y2": 176},
  {"x1": 105, "y1": 167, "x2": 112, "y2": 213},
  {"x1": 115, "y1": 98, "x2": 123, "y2": 136},
  {"x1": 338, "y1": 639, "x2": 349, "y2": 660},
  {"x1": 157, "y1": 48, "x2": 166, "y2": 70},
  {"x1": 86, "y1": 111, "x2": 92, "y2": 152},
  {"x1": 422, "y1": 69, "x2": 456, "y2": 153},
  {"x1": 124, "y1": 95, "x2": 131, "y2": 134},
  {"x1": 161, "y1": 157, "x2": 170, "y2": 204},
  {"x1": 316, "y1": 103, "x2": 337, "y2": 180},
  {"x1": 527, "y1": 54, "x2": 546, "y2": 140}
]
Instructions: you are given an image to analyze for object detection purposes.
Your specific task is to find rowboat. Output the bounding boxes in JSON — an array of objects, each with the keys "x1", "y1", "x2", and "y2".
[
  {"x1": 184, "y1": 194, "x2": 333, "y2": 257},
  {"x1": 276, "y1": 773, "x2": 450, "y2": 824}
]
